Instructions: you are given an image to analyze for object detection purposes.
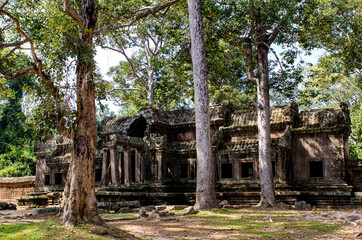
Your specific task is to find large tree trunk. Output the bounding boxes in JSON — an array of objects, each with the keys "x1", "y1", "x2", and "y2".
[
  {"x1": 255, "y1": 18, "x2": 276, "y2": 207},
  {"x1": 62, "y1": 0, "x2": 102, "y2": 226},
  {"x1": 187, "y1": 0, "x2": 217, "y2": 210}
]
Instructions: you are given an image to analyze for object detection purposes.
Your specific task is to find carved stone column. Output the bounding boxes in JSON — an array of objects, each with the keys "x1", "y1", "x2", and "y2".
[
  {"x1": 109, "y1": 145, "x2": 117, "y2": 186},
  {"x1": 156, "y1": 151, "x2": 163, "y2": 181},
  {"x1": 234, "y1": 158, "x2": 241, "y2": 181},
  {"x1": 118, "y1": 149, "x2": 123, "y2": 184},
  {"x1": 135, "y1": 150, "x2": 141, "y2": 183},
  {"x1": 124, "y1": 147, "x2": 132, "y2": 186},
  {"x1": 101, "y1": 148, "x2": 109, "y2": 186}
]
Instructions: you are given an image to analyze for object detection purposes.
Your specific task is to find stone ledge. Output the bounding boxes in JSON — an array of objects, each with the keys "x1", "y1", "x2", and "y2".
[{"x1": 0, "y1": 176, "x2": 36, "y2": 184}]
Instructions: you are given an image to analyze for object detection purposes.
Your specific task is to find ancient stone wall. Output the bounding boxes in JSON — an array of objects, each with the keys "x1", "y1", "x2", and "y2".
[{"x1": 0, "y1": 176, "x2": 35, "y2": 204}]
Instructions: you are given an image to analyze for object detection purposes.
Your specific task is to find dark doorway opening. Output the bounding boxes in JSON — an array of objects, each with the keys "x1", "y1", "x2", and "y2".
[
  {"x1": 131, "y1": 151, "x2": 136, "y2": 183},
  {"x1": 120, "y1": 152, "x2": 124, "y2": 184},
  {"x1": 310, "y1": 161, "x2": 323, "y2": 177},
  {"x1": 221, "y1": 163, "x2": 233, "y2": 179},
  {"x1": 95, "y1": 169, "x2": 102, "y2": 182},
  {"x1": 55, "y1": 173, "x2": 62, "y2": 185},
  {"x1": 127, "y1": 116, "x2": 147, "y2": 138},
  {"x1": 272, "y1": 161, "x2": 276, "y2": 177},
  {"x1": 44, "y1": 174, "x2": 50, "y2": 186},
  {"x1": 241, "y1": 162, "x2": 254, "y2": 178},
  {"x1": 180, "y1": 163, "x2": 188, "y2": 178}
]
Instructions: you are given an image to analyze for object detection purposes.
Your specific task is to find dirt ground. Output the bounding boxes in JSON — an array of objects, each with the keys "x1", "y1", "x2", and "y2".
[
  {"x1": 108, "y1": 216, "x2": 362, "y2": 240},
  {"x1": 0, "y1": 209, "x2": 55, "y2": 224},
  {"x1": 1, "y1": 208, "x2": 362, "y2": 240}
]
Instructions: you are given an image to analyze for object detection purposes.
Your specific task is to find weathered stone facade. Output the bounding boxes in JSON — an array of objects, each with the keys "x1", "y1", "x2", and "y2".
[
  {"x1": 34, "y1": 102, "x2": 361, "y2": 206},
  {"x1": 0, "y1": 176, "x2": 36, "y2": 204}
]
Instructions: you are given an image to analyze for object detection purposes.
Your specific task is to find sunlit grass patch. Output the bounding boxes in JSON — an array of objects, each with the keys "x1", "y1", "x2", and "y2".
[
  {"x1": 0, "y1": 219, "x2": 131, "y2": 240},
  {"x1": 101, "y1": 212, "x2": 139, "y2": 219}
]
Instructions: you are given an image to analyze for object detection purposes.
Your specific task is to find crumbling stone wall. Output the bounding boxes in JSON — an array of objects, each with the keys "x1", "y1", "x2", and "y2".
[{"x1": 0, "y1": 176, "x2": 35, "y2": 204}]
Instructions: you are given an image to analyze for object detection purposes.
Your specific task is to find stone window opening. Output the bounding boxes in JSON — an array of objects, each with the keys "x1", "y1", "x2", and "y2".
[
  {"x1": 310, "y1": 161, "x2": 323, "y2": 178},
  {"x1": 221, "y1": 163, "x2": 233, "y2": 179},
  {"x1": 272, "y1": 161, "x2": 276, "y2": 177},
  {"x1": 180, "y1": 163, "x2": 188, "y2": 179},
  {"x1": 44, "y1": 174, "x2": 50, "y2": 186},
  {"x1": 119, "y1": 151, "x2": 125, "y2": 184},
  {"x1": 95, "y1": 168, "x2": 102, "y2": 182},
  {"x1": 55, "y1": 173, "x2": 62, "y2": 185},
  {"x1": 241, "y1": 162, "x2": 254, "y2": 179}
]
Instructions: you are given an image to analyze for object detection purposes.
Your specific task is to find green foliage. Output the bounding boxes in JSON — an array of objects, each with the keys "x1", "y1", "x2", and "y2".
[
  {"x1": 0, "y1": 77, "x2": 36, "y2": 177},
  {"x1": 209, "y1": 84, "x2": 255, "y2": 109},
  {"x1": 203, "y1": 0, "x2": 307, "y2": 106},
  {"x1": 299, "y1": 0, "x2": 361, "y2": 72},
  {"x1": 104, "y1": 2, "x2": 192, "y2": 114},
  {"x1": 298, "y1": 55, "x2": 361, "y2": 159},
  {"x1": 298, "y1": 0, "x2": 361, "y2": 159},
  {"x1": 0, "y1": 145, "x2": 36, "y2": 177}
]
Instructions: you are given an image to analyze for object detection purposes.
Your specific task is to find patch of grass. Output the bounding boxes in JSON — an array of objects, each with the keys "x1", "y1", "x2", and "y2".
[
  {"x1": 0, "y1": 219, "x2": 134, "y2": 240},
  {"x1": 101, "y1": 212, "x2": 139, "y2": 219},
  {"x1": 196, "y1": 209, "x2": 345, "y2": 239}
]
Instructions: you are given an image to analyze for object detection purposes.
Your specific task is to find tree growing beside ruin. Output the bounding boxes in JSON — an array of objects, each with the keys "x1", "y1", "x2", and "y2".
[
  {"x1": 187, "y1": 0, "x2": 218, "y2": 210},
  {"x1": 0, "y1": 0, "x2": 180, "y2": 226},
  {"x1": 208, "y1": 0, "x2": 306, "y2": 206}
]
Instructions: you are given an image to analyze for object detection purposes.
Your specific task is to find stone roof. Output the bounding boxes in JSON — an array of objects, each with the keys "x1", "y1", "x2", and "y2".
[
  {"x1": 99, "y1": 105, "x2": 225, "y2": 135},
  {"x1": 225, "y1": 106, "x2": 288, "y2": 130},
  {"x1": 298, "y1": 109, "x2": 339, "y2": 128}
]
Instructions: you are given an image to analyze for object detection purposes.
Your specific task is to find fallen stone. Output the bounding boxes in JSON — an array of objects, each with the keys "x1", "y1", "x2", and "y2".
[
  {"x1": 158, "y1": 210, "x2": 175, "y2": 218},
  {"x1": 115, "y1": 207, "x2": 133, "y2": 214},
  {"x1": 139, "y1": 208, "x2": 148, "y2": 218},
  {"x1": 294, "y1": 201, "x2": 312, "y2": 210},
  {"x1": 91, "y1": 226, "x2": 108, "y2": 235},
  {"x1": 182, "y1": 206, "x2": 198, "y2": 215},
  {"x1": 32, "y1": 207, "x2": 59, "y2": 215},
  {"x1": 320, "y1": 212, "x2": 330, "y2": 218},
  {"x1": 219, "y1": 200, "x2": 230, "y2": 207},
  {"x1": 142, "y1": 206, "x2": 155, "y2": 212},
  {"x1": 155, "y1": 205, "x2": 167, "y2": 211},
  {"x1": 98, "y1": 209, "x2": 110, "y2": 214},
  {"x1": 148, "y1": 209, "x2": 160, "y2": 219},
  {"x1": 97, "y1": 201, "x2": 140, "y2": 210},
  {"x1": 166, "y1": 205, "x2": 188, "y2": 211}
]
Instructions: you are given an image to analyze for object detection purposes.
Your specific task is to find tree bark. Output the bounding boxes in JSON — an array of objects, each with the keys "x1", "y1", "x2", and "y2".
[
  {"x1": 255, "y1": 16, "x2": 276, "y2": 207},
  {"x1": 187, "y1": 0, "x2": 217, "y2": 210},
  {"x1": 62, "y1": 0, "x2": 102, "y2": 226}
]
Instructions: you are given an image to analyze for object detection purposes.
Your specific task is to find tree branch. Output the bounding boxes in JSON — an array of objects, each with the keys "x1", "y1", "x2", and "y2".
[
  {"x1": 0, "y1": 6, "x2": 59, "y2": 97},
  {"x1": 0, "y1": 0, "x2": 9, "y2": 9},
  {"x1": 110, "y1": 87, "x2": 147, "y2": 99},
  {"x1": 112, "y1": 0, "x2": 180, "y2": 28},
  {"x1": 0, "y1": 39, "x2": 28, "y2": 48},
  {"x1": 63, "y1": 0, "x2": 83, "y2": 27},
  {"x1": 264, "y1": 43, "x2": 285, "y2": 74},
  {"x1": 267, "y1": 25, "x2": 281, "y2": 46},
  {"x1": 246, "y1": 39, "x2": 258, "y2": 83}
]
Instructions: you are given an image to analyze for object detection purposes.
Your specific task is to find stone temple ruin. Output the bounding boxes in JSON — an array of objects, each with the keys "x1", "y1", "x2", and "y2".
[{"x1": 34, "y1": 102, "x2": 362, "y2": 208}]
